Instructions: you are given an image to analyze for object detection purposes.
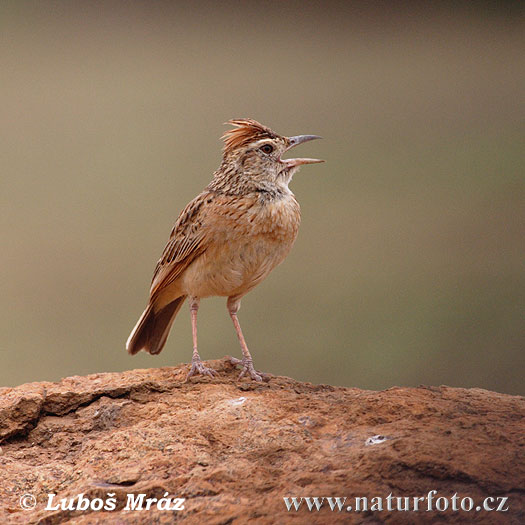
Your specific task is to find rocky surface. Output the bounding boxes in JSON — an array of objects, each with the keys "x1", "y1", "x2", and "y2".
[{"x1": 0, "y1": 357, "x2": 523, "y2": 524}]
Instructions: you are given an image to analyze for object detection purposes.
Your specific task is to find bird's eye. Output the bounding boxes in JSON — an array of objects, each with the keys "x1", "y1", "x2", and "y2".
[{"x1": 260, "y1": 144, "x2": 274, "y2": 154}]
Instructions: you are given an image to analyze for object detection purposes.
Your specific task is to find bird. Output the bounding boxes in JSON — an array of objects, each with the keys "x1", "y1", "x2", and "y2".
[{"x1": 126, "y1": 118, "x2": 323, "y2": 381}]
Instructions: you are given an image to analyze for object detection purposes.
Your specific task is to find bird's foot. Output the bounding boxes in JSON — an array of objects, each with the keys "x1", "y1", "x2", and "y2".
[
  {"x1": 185, "y1": 358, "x2": 217, "y2": 382},
  {"x1": 229, "y1": 356, "x2": 271, "y2": 382}
]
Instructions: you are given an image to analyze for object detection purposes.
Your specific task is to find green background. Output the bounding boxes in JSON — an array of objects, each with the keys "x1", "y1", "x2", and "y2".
[{"x1": 1, "y1": 2, "x2": 524, "y2": 394}]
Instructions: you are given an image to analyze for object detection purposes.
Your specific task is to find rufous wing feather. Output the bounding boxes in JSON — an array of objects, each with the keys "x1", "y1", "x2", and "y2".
[{"x1": 149, "y1": 192, "x2": 211, "y2": 300}]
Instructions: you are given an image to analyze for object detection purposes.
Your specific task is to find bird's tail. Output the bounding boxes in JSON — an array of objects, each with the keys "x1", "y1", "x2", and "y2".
[{"x1": 126, "y1": 295, "x2": 186, "y2": 356}]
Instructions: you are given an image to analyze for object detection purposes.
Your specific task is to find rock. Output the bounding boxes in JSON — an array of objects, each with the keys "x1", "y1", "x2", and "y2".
[
  {"x1": 0, "y1": 383, "x2": 46, "y2": 442},
  {"x1": 0, "y1": 357, "x2": 523, "y2": 524}
]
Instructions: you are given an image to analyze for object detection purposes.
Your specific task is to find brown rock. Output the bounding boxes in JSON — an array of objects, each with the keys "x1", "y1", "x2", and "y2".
[{"x1": 0, "y1": 358, "x2": 523, "y2": 524}]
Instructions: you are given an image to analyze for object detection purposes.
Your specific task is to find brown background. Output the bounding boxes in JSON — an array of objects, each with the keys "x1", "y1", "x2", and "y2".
[{"x1": 1, "y1": 2, "x2": 524, "y2": 394}]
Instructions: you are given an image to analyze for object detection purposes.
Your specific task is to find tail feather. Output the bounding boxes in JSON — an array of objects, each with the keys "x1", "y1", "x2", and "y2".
[{"x1": 126, "y1": 296, "x2": 186, "y2": 356}]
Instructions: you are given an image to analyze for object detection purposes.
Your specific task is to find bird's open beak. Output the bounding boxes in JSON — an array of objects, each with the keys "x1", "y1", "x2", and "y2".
[{"x1": 281, "y1": 135, "x2": 324, "y2": 168}]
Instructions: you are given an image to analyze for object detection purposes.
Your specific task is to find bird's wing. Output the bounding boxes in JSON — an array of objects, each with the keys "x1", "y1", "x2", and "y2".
[{"x1": 149, "y1": 191, "x2": 212, "y2": 299}]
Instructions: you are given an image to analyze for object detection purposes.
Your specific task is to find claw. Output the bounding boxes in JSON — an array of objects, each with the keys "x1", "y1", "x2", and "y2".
[
  {"x1": 229, "y1": 357, "x2": 270, "y2": 382},
  {"x1": 185, "y1": 359, "x2": 218, "y2": 382}
]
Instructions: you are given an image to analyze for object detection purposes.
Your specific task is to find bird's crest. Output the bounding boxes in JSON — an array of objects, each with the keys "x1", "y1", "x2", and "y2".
[{"x1": 222, "y1": 119, "x2": 278, "y2": 155}]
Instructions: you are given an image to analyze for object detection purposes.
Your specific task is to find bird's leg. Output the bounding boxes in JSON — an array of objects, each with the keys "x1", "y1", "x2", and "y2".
[
  {"x1": 185, "y1": 297, "x2": 217, "y2": 381},
  {"x1": 227, "y1": 298, "x2": 270, "y2": 382}
]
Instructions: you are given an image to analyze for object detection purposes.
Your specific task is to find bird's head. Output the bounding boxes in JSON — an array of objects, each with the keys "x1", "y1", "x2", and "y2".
[{"x1": 219, "y1": 119, "x2": 323, "y2": 188}]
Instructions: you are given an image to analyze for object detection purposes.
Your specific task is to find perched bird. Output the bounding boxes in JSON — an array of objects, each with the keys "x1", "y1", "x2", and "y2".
[{"x1": 126, "y1": 119, "x2": 323, "y2": 381}]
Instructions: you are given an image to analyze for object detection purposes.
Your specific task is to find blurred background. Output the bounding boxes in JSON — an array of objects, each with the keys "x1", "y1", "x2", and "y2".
[{"x1": 1, "y1": 2, "x2": 524, "y2": 394}]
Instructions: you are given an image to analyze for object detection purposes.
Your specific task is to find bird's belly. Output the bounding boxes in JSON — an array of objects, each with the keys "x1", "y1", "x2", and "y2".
[{"x1": 180, "y1": 236, "x2": 293, "y2": 299}]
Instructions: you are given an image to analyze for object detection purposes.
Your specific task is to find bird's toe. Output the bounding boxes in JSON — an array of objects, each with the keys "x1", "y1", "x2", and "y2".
[
  {"x1": 185, "y1": 359, "x2": 217, "y2": 382},
  {"x1": 230, "y1": 357, "x2": 270, "y2": 382}
]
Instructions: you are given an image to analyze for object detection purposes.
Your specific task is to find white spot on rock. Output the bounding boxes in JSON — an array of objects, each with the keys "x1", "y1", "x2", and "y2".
[
  {"x1": 228, "y1": 396, "x2": 247, "y2": 406},
  {"x1": 365, "y1": 434, "x2": 388, "y2": 446}
]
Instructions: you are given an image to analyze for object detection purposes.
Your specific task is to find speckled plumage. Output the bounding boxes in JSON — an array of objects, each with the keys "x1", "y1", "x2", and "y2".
[{"x1": 127, "y1": 119, "x2": 322, "y2": 381}]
